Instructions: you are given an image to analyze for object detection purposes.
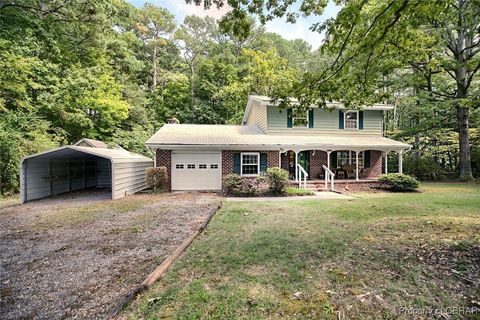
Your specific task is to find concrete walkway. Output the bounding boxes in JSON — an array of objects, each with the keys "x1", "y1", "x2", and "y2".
[{"x1": 225, "y1": 191, "x2": 354, "y2": 202}]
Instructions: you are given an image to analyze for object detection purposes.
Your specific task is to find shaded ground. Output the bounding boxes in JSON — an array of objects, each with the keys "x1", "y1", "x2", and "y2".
[
  {"x1": 123, "y1": 183, "x2": 480, "y2": 320},
  {"x1": 0, "y1": 191, "x2": 220, "y2": 319}
]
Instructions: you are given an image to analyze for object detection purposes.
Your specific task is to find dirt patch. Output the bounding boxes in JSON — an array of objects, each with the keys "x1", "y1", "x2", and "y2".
[{"x1": 0, "y1": 191, "x2": 220, "y2": 319}]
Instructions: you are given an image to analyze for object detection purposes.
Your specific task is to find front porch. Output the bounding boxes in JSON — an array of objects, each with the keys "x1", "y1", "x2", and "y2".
[{"x1": 280, "y1": 147, "x2": 408, "y2": 191}]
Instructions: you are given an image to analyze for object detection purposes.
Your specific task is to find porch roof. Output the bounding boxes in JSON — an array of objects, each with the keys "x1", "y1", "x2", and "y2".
[{"x1": 146, "y1": 124, "x2": 410, "y2": 152}]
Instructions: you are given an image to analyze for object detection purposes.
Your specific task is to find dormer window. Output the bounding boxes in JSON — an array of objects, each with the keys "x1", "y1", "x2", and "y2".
[
  {"x1": 344, "y1": 111, "x2": 359, "y2": 129},
  {"x1": 291, "y1": 108, "x2": 309, "y2": 128}
]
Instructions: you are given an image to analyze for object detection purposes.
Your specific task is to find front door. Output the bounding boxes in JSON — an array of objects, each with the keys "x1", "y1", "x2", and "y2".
[{"x1": 297, "y1": 151, "x2": 310, "y2": 179}]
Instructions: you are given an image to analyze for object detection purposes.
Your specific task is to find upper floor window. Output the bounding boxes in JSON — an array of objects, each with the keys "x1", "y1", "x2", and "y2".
[
  {"x1": 292, "y1": 108, "x2": 309, "y2": 128},
  {"x1": 344, "y1": 111, "x2": 359, "y2": 129}
]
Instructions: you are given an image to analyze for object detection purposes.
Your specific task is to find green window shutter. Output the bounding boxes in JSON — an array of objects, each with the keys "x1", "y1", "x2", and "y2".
[
  {"x1": 359, "y1": 111, "x2": 364, "y2": 130},
  {"x1": 364, "y1": 151, "x2": 371, "y2": 168},
  {"x1": 233, "y1": 153, "x2": 241, "y2": 174},
  {"x1": 339, "y1": 111, "x2": 344, "y2": 129},
  {"x1": 260, "y1": 153, "x2": 268, "y2": 173},
  {"x1": 287, "y1": 108, "x2": 293, "y2": 128},
  {"x1": 308, "y1": 109, "x2": 314, "y2": 128},
  {"x1": 331, "y1": 151, "x2": 337, "y2": 169}
]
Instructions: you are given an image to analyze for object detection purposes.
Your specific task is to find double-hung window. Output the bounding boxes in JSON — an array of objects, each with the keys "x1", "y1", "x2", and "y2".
[
  {"x1": 344, "y1": 111, "x2": 359, "y2": 129},
  {"x1": 241, "y1": 152, "x2": 259, "y2": 176},
  {"x1": 336, "y1": 151, "x2": 364, "y2": 168},
  {"x1": 292, "y1": 108, "x2": 309, "y2": 128}
]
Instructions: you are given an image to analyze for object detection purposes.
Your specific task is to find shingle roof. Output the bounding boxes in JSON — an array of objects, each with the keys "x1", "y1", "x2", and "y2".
[
  {"x1": 145, "y1": 124, "x2": 411, "y2": 152},
  {"x1": 74, "y1": 138, "x2": 109, "y2": 148}
]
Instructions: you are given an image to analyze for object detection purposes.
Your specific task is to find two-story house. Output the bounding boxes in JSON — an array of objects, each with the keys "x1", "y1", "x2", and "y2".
[{"x1": 146, "y1": 95, "x2": 411, "y2": 191}]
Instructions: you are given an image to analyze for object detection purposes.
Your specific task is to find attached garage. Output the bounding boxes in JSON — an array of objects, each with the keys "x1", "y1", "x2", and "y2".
[
  {"x1": 20, "y1": 146, "x2": 153, "y2": 203},
  {"x1": 171, "y1": 151, "x2": 222, "y2": 191}
]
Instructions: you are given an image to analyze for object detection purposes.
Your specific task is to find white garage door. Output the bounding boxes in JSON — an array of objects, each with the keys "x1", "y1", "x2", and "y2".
[{"x1": 171, "y1": 151, "x2": 222, "y2": 190}]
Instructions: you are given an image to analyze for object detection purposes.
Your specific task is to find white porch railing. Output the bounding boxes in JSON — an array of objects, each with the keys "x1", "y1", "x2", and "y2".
[
  {"x1": 297, "y1": 164, "x2": 308, "y2": 188},
  {"x1": 323, "y1": 165, "x2": 335, "y2": 191}
]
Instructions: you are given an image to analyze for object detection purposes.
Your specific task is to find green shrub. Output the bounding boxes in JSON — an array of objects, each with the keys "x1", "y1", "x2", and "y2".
[
  {"x1": 284, "y1": 187, "x2": 314, "y2": 196},
  {"x1": 265, "y1": 167, "x2": 289, "y2": 195},
  {"x1": 379, "y1": 173, "x2": 420, "y2": 192},
  {"x1": 145, "y1": 166, "x2": 168, "y2": 193},
  {"x1": 224, "y1": 174, "x2": 242, "y2": 194}
]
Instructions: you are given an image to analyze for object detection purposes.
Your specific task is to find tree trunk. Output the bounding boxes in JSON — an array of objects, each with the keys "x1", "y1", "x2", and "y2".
[
  {"x1": 189, "y1": 63, "x2": 195, "y2": 110},
  {"x1": 151, "y1": 38, "x2": 158, "y2": 114},
  {"x1": 457, "y1": 105, "x2": 472, "y2": 179},
  {"x1": 454, "y1": 0, "x2": 473, "y2": 180}
]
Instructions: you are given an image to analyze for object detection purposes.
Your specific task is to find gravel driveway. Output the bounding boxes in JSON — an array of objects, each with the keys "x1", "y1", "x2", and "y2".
[{"x1": 0, "y1": 191, "x2": 220, "y2": 319}]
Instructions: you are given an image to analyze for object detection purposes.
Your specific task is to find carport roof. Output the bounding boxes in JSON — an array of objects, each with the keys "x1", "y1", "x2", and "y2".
[{"x1": 22, "y1": 146, "x2": 152, "y2": 162}]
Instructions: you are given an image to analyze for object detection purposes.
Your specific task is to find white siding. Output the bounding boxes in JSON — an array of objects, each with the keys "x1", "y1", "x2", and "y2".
[
  {"x1": 111, "y1": 160, "x2": 152, "y2": 199},
  {"x1": 266, "y1": 105, "x2": 383, "y2": 135},
  {"x1": 245, "y1": 100, "x2": 268, "y2": 132}
]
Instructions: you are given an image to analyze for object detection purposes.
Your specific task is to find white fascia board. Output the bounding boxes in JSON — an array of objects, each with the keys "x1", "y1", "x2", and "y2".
[{"x1": 145, "y1": 143, "x2": 411, "y2": 153}]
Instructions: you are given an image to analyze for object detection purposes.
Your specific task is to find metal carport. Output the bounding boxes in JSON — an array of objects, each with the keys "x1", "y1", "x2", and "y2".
[{"x1": 20, "y1": 146, "x2": 153, "y2": 203}]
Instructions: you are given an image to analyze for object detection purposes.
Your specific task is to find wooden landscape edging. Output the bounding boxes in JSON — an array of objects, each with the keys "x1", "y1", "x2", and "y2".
[{"x1": 108, "y1": 202, "x2": 222, "y2": 319}]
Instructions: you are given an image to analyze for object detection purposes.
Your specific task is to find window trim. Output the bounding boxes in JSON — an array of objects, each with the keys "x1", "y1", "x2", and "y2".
[
  {"x1": 240, "y1": 152, "x2": 260, "y2": 176},
  {"x1": 344, "y1": 110, "x2": 359, "y2": 130},
  {"x1": 291, "y1": 108, "x2": 309, "y2": 129},
  {"x1": 336, "y1": 151, "x2": 364, "y2": 168}
]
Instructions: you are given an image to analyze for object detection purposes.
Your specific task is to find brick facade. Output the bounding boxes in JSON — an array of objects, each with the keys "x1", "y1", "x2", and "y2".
[
  {"x1": 222, "y1": 150, "x2": 279, "y2": 178},
  {"x1": 362, "y1": 150, "x2": 383, "y2": 178},
  {"x1": 156, "y1": 148, "x2": 382, "y2": 191},
  {"x1": 310, "y1": 150, "x2": 328, "y2": 179},
  {"x1": 155, "y1": 149, "x2": 172, "y2": 191}
]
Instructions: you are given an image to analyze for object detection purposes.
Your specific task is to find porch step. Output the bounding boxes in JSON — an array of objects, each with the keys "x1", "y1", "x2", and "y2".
[{"x1": 292, "y1": 181, "x2": 328, "y2": 190}]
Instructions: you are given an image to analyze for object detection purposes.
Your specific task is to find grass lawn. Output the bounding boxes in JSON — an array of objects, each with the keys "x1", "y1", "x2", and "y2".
[{"x1": 123, "y1": 183, "x2": 480, "y2": 319}]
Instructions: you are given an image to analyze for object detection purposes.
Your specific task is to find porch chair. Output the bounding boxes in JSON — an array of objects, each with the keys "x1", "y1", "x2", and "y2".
[{"x1": 342, "y1": 165, "x2": 357, "y2": 179}]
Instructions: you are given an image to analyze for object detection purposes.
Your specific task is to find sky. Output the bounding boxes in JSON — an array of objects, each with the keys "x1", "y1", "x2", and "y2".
[{"x1": 127, "y1": 0, "x2": 341, "y2": 50}]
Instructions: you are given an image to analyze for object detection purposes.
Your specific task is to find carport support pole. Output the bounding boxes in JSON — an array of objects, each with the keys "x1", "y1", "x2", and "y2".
[{"x1": 153, "y1": 148, "x2": 157, "y2": 167}]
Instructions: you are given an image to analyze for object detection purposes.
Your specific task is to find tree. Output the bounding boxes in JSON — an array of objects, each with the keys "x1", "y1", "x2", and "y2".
[
  {"x1": 242, "y1": 47, "x2": 297, "y2": 96},
  {"x1": 175, "y1": 15, "x2": 216, "y2": 108},
  {"x1": 189, "y1": 0, "x2": 480, "y2": 180},
  {"x1": 136, "y1": 3, "x2": 176, "y2": 113}
]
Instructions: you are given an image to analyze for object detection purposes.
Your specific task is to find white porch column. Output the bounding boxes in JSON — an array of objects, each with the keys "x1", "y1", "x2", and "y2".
[
  {"x1": 398, "y1": 151, "x2": 403, "y2": 174},
  {"x1": 355, "y1": 151, "x2": 359, "y2": 181},
  {"x1": 153, "y1": 148, "x2": 157, "y2": 167},
  {"x1": 327, "y1": 150, "x2": 332, "y2": 170},
  {"x1": 294, "y1": 151, "x2": 299, "y2": 182},
  {"x1": 384, "y1": 152, "x2": 388, "y2": 174},
  {"x1": 278, "y1": 151, "x2": 282, "y2": 169}
]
